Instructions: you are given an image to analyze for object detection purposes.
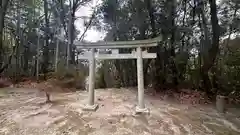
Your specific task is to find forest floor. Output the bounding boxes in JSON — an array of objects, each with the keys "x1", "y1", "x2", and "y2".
[{"x1": 0, "y1": 87, "x2": 240, "y2": 135}]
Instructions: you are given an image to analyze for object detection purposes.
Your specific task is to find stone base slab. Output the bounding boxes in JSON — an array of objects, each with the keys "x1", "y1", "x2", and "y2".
[
  {"x1": 135, "y1": 106, "x2": 150, "y2": 115},
  {"x1": 82, "y1": 104, "x2": 99, "y2": 111}
]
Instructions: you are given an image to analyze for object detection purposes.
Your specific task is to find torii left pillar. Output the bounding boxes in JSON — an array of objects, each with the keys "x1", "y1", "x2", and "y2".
[
  {"x1": 135, "y1": 47, "x2": 149, "y2": 114},
  {"x1": 82, "y1": 48, "x2": 99, "y2": 111}
]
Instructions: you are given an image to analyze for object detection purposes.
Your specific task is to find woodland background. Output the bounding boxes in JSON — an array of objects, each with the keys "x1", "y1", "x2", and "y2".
[{"x1": 0, "y1": 0, "x2": 240, "y2": 102}]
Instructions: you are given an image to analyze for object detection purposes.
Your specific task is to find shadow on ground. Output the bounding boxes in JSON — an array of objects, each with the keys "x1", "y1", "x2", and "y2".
[{"x1": 0, "y1": 88, "x2": 239, "y2": 135}]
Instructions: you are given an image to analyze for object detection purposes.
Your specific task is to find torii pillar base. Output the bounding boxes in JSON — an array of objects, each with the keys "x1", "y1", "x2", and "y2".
[
  {"x1": 135, "y1": 106, "x2": 150, "y2": 115},
  {"x1": 82, "y1": 104, "x2": 99, "y2": 111}
]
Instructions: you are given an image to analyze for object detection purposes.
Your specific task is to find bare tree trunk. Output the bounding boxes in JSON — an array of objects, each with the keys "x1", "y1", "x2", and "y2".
[
  {"x1": 0, "y1": 0, "x2": 10, "y2": 69},
  {"x1": 23, "y1": 43, "x2": 29, "y2": 73},
  {"x1": 55, "y1": 39, "x2": 59, "y2": 72},
  {"x1": 200, "y1": 0, "x2": 220, "y2": 92},
  {"x1": 43, "y1": 0, "x2": 50, "y2": 79},
  {"x1": 67, "y1": 0, "x2": 84, "y2": 67},
  {"x1": 67, "y1": 11, "x2": 72, "y2": 68},
  {"x1": 36, "y1": 34, "x2": 40, "y2": 82},
  {"x1": 112, "y1": 0, "x2": 122, "y2": 87},
  {"x1": 70, "y1": 11, "x2": 75, "y2": 64},
  {"x1": 0, "y1": 24, "x2": 3, "y2": 68},
  {"x1": 208, "y1": 0, "x2": 220, "y2": 89},
  {"x1": 170, "y1": 0, "x2": 178, "y2": 87},
  {"x1": 144, "y1": 0, "x2": 157, "y2": 86},
  {"x1": 0, "y1": 43, "x2": 18, "y2": 74}
]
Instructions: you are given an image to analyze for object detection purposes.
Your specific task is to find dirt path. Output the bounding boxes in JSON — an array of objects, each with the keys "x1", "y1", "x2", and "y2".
[{"x1": 0, "y1": 88, "x2": 239, "y2": 135}]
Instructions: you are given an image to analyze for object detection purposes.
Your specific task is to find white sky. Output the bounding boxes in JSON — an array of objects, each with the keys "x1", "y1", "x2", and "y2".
[
  {"x1": 74, "y1": 0, "x2": 223, "y2": 42},
  {"x1": 75, "y1": 0, "x2": 104, "y2": 42}
]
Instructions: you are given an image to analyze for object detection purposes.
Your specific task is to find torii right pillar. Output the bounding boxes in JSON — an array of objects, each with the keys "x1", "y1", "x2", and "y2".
[{"x1": 135, "y1": 47, "x2": 150, "y2": 114}]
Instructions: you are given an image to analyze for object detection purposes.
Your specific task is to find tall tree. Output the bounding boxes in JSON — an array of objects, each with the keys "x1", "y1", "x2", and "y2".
[
  {"x1": 42, "y1": 0, "x2": 50, "y2": 79},
  {"x1": 200, "y1": 0, "x2": 220, "y2": 91},
  {"x1": 0, "y1": 0, "x2": 10, "y2": 69}
]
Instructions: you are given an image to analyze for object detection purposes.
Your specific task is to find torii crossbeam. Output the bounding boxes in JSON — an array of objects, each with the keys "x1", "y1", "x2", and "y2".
[{"x1": 76, "y1": 36, "x2": 161, "y2": 113}]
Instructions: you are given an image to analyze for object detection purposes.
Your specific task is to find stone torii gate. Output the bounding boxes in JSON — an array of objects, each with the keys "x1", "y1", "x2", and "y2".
[{"x1": 75, "y1": 36, "x2": 161, "y2": 113}]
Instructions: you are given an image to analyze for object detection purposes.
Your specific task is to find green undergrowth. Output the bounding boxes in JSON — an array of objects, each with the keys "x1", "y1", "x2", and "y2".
[{"x1": 53, "y1": 63, "x2": 86, "y2": 89}]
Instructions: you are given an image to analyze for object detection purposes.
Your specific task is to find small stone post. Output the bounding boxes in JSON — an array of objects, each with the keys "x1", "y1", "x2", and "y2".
[
  {"x1": 136, "y1": 47, "x2": 149, "y2": 114},
  {"x1": 216, "y1": 95, "x2": 227, "y2": 113}
]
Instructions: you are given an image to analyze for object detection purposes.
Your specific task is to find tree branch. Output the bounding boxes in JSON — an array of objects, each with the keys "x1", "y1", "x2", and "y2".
[{"x1": 226, "y1": 3, "x2": 239, "y2": 50}]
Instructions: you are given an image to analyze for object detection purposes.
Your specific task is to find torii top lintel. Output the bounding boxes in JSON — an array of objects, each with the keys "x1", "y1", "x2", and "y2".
[{"x1": 74, "y1": 36, "x2": 162, "y2": 49}]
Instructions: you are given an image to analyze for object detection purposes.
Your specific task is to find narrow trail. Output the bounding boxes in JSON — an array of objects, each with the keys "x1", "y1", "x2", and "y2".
[{"x1": 0, "y1": 88, "x2": 239, "y2": 135}]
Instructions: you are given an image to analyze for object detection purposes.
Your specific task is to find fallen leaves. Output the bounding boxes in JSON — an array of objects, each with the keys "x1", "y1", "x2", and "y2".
[
  {"x1": 178, "y1": 89, "x2": 211, "y2": 105},
  {"x1": 0, "y1": 78, "x2": 12, "y2": 88},
  {"x1": 147, "y1": 88, "x2": 211, "y2": 105},
  {"x1": 15, "y1": 79, "x2": 75, "y2": 93},
  {"x1": 10, "y1": 78, "x2": 240, "y2": 105}
]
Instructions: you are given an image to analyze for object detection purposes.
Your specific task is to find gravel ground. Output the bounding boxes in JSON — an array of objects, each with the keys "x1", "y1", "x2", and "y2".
[{"x1": 0, "y1": 87, "x2": 240, "y2": 135}]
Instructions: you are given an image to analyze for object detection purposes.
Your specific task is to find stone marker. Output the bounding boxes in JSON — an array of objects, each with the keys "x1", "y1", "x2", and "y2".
[{"x1": 216, "y1": 95, "x2": 227, "y2": 113}]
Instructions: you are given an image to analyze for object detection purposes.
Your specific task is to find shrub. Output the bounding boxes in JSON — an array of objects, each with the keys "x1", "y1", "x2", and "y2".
[
  {"x1": 53, "y1": 63, "x2": 86, "y2": 89},
  {"x1": 95, "y1": 67, "x2": 106, "y2": 89}
]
